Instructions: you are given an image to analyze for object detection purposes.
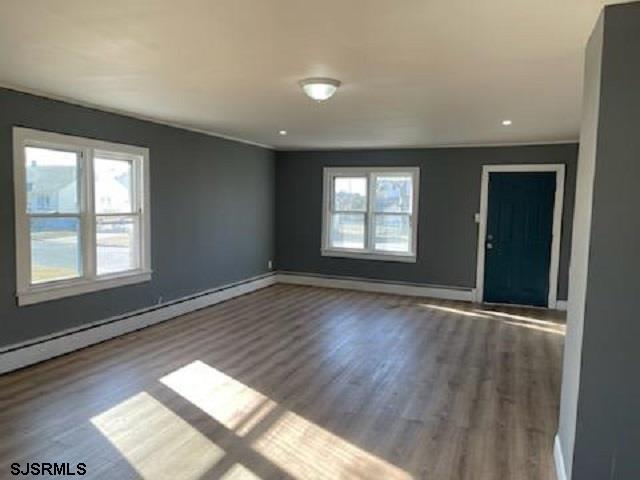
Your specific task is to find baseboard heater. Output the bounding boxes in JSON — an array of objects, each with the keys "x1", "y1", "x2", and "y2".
[{"x1": 0, "y1": 273, "x2": 277, "y2": 374}]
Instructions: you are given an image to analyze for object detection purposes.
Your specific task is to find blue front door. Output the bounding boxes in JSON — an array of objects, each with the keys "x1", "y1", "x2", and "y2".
[{"x1": 483, "y1": 172, "x2": 556, "y2": 307}]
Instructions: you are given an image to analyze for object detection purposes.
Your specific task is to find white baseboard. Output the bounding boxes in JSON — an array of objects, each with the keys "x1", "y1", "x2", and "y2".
[
  {"x1": 556, "y1": 300, "x2": 568, "y2": 311},
  {"x1": 554, "y1": 434, "x2": 568, "y2": 480},
  {"x1": 276, "y1": 272, "x2": 474, "y2": 302},
  {"x1": 0, "y1": 273, "x2": 277, "y2": 375}
]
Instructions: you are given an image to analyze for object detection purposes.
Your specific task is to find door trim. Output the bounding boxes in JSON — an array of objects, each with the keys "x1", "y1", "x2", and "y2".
[{"x1": 474, "y1": 164, "x2": 565, "y2": 308}]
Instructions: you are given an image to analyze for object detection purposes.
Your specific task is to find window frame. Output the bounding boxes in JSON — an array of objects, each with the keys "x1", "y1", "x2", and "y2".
[
  {"x1": 13, "y1": 127, "x2": 151, "y2": 306},
  {"x1": 321, "y1": 167, "x2": 419, "y2": 262}
]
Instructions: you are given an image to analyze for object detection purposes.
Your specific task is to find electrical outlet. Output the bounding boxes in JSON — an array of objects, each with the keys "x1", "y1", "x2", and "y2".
[{"x1": 268, "y1": 260, "x2": 273, "y2": 270}]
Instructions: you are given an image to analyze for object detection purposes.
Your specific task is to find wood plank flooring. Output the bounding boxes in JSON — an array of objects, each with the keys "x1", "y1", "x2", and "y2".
[{"x1": 0, "y1": 284, "x2": 565, "y2": 479}]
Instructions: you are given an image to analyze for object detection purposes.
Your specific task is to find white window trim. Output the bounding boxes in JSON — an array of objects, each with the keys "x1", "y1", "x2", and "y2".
[
  {"x1": 321, "y1": 166, "x2": 419, "y2": 263},
  {"x1": 13, "y1": 127, "x2": 152, "y2": 306}
]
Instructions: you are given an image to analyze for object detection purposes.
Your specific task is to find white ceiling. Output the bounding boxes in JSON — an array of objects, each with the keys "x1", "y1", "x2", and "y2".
[{"x1": 0, "y1": 0, "x2": 615, "y2": 149}]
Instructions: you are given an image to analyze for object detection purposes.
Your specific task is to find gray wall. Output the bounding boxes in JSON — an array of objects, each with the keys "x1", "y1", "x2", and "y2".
[
  {"x1": 557, "y1": 12, "x2": 603, "y2": 479},
  {"x1": 566, "y1": 3, "x2": 640, "y2": 479},
  {"x1": 0, "y1": 88, "x2": 275, "y2": 348},
  {"x1": 276, "y1": 145, "x2": 577, "y2": 299}
]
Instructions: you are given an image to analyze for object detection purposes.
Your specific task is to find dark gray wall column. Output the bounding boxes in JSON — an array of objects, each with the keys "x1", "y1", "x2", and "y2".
[
  {"x1": 558, "y1": 3, "x2": 640, "y2": 479},
  {"x1": 556, "y1": 12, "x2": 603, "y2": 479}
]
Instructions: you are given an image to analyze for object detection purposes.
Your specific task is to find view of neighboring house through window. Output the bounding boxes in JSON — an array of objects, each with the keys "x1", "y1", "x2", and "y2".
[
  {"x1": 322, "y1": 167, "x2": 419, "y2": 262},
  {"x1": 330, "y1": 176, "x2": 367, "y2": 249},
  {"x1": 13, "y1": 128, "x2": 151, "y2": 305},
  {"x1": 94, "y1": 154, "x2": 139, "y2": 275},
  {"x1": 26, "y1": 146, "x2": 82, "y2": 283}
]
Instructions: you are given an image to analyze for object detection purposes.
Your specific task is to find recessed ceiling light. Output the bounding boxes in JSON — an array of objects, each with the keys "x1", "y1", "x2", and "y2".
[
  {"x1": 502, "y1": 120, "x2": 513, "y2": 126},
  {"x1": 278, "y1": 130, "x2": 288, "y2": 136},
  {"x1": 299, "y1": 77, "x2": 341, "y2": 102}
]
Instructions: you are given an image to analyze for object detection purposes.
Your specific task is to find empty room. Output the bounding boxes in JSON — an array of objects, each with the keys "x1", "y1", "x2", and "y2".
[{"x1": 0, "y1": 1, "x2": 638, "y2": 479}]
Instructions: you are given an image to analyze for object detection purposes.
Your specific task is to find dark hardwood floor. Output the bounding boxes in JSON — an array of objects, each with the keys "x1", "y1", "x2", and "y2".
[{"x1": 0, "y1": 284, "x2": 565, "y2": 479}]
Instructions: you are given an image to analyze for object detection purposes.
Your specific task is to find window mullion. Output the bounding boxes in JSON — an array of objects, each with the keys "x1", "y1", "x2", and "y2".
[
  {"x1": 93, "y1": 211, "x2": 137, "y2": 217},
  {"x1": 27, "y1": 212, "x2": 83, "y2": 219},
  {"x1": 135, "y1": 156, "x2": 145, "y2": 270},
  {"x1": 82, "y1": 148, "x2": 97, "y2": 279},
  {"x1": 131, "y1": 155, "x2": 139, "y2": 215},
  {"x1": 366, "y1": 173, "x2": 375, "y2": 252},
  {"x1": 409, "y1": 212, "x2": 414, "y2": 255}
]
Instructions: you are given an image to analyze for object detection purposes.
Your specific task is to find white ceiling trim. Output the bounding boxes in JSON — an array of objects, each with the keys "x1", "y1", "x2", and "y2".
[
  {"x1": 277, "y1": 139, "x2": 578, "y2": 152},
  {"x1": 0, "y1": 82, "x2": 275, "y2": 150}
]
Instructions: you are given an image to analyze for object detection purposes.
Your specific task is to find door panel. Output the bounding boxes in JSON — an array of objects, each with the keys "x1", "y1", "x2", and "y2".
[{"x1": 483, "y1": 172, "x2": 556, "y2": 307}]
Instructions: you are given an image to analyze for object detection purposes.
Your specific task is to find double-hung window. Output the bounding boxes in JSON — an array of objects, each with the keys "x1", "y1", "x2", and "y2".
[
  {"x1": 322, "y1": 167, "x2": 419, "y2": 262},
  {"x1": 13, "y1": 127, "x2": 151, "y2": 305}
]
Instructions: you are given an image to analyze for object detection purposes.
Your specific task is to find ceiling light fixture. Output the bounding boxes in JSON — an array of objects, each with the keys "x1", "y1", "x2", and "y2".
[
  {"x1": 502, "y1": 119, "x2": 513, "y2": 126},
  {"x1": 278, "y1": 130, "x2": 288, "y2": 136},
  {"x1": 299, "y1": 77, "x2": 341, "y2": 102}
]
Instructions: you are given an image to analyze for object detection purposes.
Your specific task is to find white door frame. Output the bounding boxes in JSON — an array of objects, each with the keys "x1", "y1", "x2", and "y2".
[{"x1": 474, "y1": 164, "x2": 565, "y2": 308}]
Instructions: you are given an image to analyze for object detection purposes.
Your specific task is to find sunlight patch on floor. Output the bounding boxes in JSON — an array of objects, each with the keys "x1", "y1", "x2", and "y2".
[
  {"x1": 252, "y1": 408, "x2": 411, "y2": 480},
  {"x1": 160, "y1": 360, "x2": 277, "y2": 436},
  {"x1": 90, "y1": 392, "x2": 225, "y2": 479},
  {"x1": 161, "y1": 360, "x2": 411, "y2": 480},
  {"x1": 472, "y1": 309, "x2": 564, "y2": 328},
  {"x1": 219, "y1": 463, "x2": 262, "y2": 479},
  {"x1": 503, "y1": 320, "x2": 565, "y2": 335},
  {"x1": 419, "y1": 303, "x2": 565, "y2": 335},
  {"x1": 419, "y1": 304, "x2": 493, "y2": 318}
]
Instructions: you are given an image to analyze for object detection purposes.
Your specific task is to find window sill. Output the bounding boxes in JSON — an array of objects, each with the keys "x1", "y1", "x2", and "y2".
[
  {"x1": 17, "y1": 271, "x2": 152, "y2": 306},
  {"x1": 321, "y1": 249, "x2": 417, "y2": 263}
]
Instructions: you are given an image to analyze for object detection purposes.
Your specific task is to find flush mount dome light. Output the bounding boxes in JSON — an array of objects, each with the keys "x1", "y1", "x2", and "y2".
[{"x1": 299, "y1": 77, "x2": 341, "y2": 102}]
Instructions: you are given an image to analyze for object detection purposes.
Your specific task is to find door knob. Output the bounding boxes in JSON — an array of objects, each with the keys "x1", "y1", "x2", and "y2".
[{"x1": 486, "y1": 243, "x2": 493, "y2": 249}]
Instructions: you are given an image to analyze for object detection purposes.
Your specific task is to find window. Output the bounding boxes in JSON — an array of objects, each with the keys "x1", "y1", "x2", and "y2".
[
  {"x1": 322, "y1": 167, "x2": 419, "y2": 262},
  {"x1": 13, "y1": 127, "x2": 151, "y2": 305}
]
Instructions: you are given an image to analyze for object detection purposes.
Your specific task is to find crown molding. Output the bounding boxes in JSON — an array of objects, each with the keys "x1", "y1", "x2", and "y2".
[
  {"x1": 0, "y1": 82, "x2": 274, "y2": 150},
  {"x1": 276, "y1": 139, "x2": 578, "y2": 152}
]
